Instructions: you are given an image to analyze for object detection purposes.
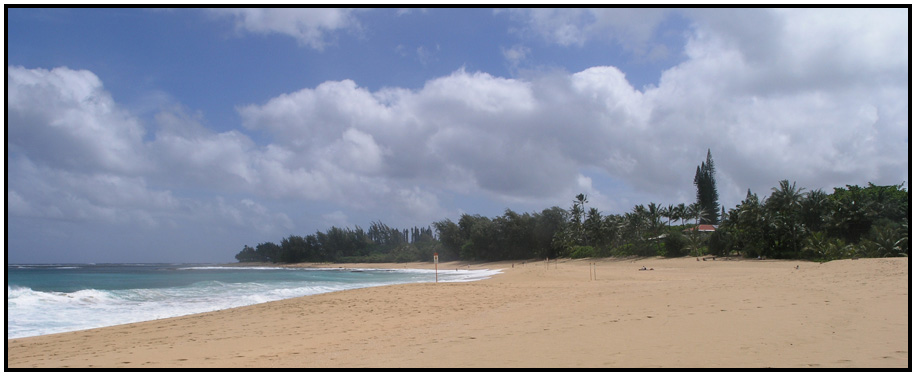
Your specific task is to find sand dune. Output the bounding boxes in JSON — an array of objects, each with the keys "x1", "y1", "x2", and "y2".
[{"x1": 6, "y1": 257, "x2": 909, "y2": 368}]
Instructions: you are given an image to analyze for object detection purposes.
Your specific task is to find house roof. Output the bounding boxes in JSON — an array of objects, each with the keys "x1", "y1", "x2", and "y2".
[{"x1": 685, "y1": 224, "x2": 718, "y2": 232}]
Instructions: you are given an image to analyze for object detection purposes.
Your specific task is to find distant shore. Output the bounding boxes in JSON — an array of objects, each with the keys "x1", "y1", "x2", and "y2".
[{"x1": 7, "y1": 256, "x2": 908, "y2": 368}]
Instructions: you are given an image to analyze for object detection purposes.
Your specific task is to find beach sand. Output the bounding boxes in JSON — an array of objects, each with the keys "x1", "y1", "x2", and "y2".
[{"x1": 6, "y1": 257, "x2": 909, "y2": 368}]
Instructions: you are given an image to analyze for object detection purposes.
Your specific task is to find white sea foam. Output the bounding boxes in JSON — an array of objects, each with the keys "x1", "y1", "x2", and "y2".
[
  {"x1": 6, "y1": 268, "x2": 501, "y2": 339},
  {"x1": 177, "y1": 266, "x2": 290, "y2": 270}
]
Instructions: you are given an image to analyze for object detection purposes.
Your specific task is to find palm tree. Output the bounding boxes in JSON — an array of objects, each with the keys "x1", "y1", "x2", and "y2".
[
  {"x1": 864, "y1": 224, "x2": 908, "y2": 257},
  {"x1": 803, "y1": 231, "x2": 831, "y2": 260},
  {"x1": 676, "y1": 203, "x2": 688, "y2": 227},
  {"x1": 663, "y1": 204, "x2": 677, "y2": 228},
  {"x1": 800, "y1": 189, "x2": 830, "y2": 233},
  {"x1": 768, "y1": 180, "x2": 806, "y2": 257},
  {"x1": 770, "y1": 180, "x2": 804, "y2": 207},
  {"x1": 647, "y1": 203, "x2": 665, "y2": 255},
  {"x1": 568, "y1": 193, "x2": 589, "y2": 246},
  {"x1": 683, "y1": 230, "x2": 704, "y2": 258},
  {"x1": 626, "y1": 205, "x2": 650, "y2": 255},
  {"x1": 687, "y1": 203, "x2": 711, "y2": 228},
  {"x1": 584, "y1": 207, "x2": 603, "y2": 248},
  {"x1": 900, "y1": 219, "x2": 909, "y2": 256},
  {"x1": 603, "y1": 214, "x2": 625, "y2": 253},
  {"x1": 630, "y1": 204, "x2": 648, "y2": 236}
]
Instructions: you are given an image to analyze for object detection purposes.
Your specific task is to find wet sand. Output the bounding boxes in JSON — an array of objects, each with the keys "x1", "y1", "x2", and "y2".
[{"x1": 7, "y1": 257, "x2": 909, "y2": 368}]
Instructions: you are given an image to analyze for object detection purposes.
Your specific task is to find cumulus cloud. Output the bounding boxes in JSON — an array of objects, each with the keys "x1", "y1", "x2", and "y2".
[
  {"x1": 7, "y1": 66, "x2": 299, "y2": 242},
  {"x1": 7, "y1": 9, "x2": 907, "y2": 261},
  {"x1": 208, "y1": 8, "x2": 361, "y2": 49},
  {"x1": 506, "y1": 8, "x2": 673, "y2": 58},
  {"x1": 237, "y1": 5, "x2": 907, "y2": 209},
  {"x1": 8, "y1": 158, "x2": 177, "y2": 228},
  {"x1": 7, "y1": 66, "x2": 149, "y2": 174}
]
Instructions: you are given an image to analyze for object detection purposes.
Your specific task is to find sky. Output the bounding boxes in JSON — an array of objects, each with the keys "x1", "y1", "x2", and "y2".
[{"x1": 6, "y1": 7, "x2": 910, "y2": 263}]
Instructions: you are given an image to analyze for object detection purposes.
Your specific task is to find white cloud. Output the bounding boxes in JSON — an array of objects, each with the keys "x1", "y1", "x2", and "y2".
[
  {"x1": 151, "y1": 108, "x2": 260, "y2": 188},
  {"x1": 510, "y1": 8, "x2": 592, "y2": 47},
  {"x1": 8, "y1": 158, "x2": 177, "y2": 227},
  {"x1": 507, "y1": 8, "x2": 672, "y2": 57},
  {"x1": 7, "y1": 66, "x2": 149, "y2": 174},
  {"x1": 208, "y1": 8, "x2": 361, "y2": 49},
  {"x1": 681, "y1": 8, "x2": 907, "y2": 94},
  {"x1": 238, "y1": 6, "x2": 907, "y2": 210},
  {"x1": 326, "y1": 128, "x2": 388, "y2": 174},
  {"x1": 6, "y1": 9, "x2": 907, "y2": 261},
  {"x1": 502, "y1": 44, "x2": 531, "y2": 68},
  {"x1": 215, "y1": 198, "x2": 294, "y2": 235},
  {"x1": 7, "y1": 67, "x2": 297, "y2": 245}
]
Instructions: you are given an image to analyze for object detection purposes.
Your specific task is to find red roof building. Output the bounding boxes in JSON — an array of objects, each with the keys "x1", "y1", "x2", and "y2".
[{"x1": 685, "y1": 224, "x2": 718, "y2": 232}]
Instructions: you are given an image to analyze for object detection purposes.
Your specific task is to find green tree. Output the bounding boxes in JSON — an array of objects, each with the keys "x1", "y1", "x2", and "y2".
[
  {"x1": 279, "y1": 236, "x2": 307, "y2": 263},
  {"x1": 256, "y1": 241, "x2": 282, "y2": 263},
  {"x1": 434, "y1": 219, "x2": 462, "y2": 259},
  {"x1": 584, "y1": 207, "x2": 604, "y2": 248},
  {"x1": 536, "y1": 206, "x2": 568, "y2": 259},
  {"x1": 693, "y1": 149, "x2": 720, "y2": 224},
  {"x1": 663, "y1": 228, "x2": 689, "y2": 257},
  {"x1": 646, "y1": 203, "x2": 665, "y2": 255},
  {"x1": 676, "y1": 203, "x2": 688, "y2": 227},
  {"x1": 571, "y1": 193, "x2": 589, "y2": 245},
  {"x1": 661, "y1": 204, "x2": 677, "y2": 228},
  {"x1": 732, "y1": 189, "x2": 769, "y2": 258},
  {"x1": 766, "y1": 180, "x2": 806, "y2": 258},
  {"x1": 235, "y1": 245, "x2": 261, "y2": 262},
  {"x1": 800, "y1": 188, "x2": 830, "y2": 234},
  {"x1": 862, "y1": 223, "x2": 908, "y2": 257}
]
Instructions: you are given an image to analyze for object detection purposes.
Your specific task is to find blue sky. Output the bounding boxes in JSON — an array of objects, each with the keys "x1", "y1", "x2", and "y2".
[{"x1": 7, "y1": 8, "x2": 910, "y2": 263}]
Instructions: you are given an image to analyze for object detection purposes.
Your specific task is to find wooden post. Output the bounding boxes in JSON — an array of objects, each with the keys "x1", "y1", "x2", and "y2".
[{"x1": 434, "y1": 253, "x2": 438, "y2": 283}]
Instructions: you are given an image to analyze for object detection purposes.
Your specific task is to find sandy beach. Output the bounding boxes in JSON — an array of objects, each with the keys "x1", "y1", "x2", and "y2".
[{"x1": 6, "y1": 256, "x2": 909, "y2": 369}]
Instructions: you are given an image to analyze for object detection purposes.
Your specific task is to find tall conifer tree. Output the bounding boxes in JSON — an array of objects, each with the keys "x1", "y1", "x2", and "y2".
[{"x1": 693, "y1": 149, "x2": 720, "y2": 224}]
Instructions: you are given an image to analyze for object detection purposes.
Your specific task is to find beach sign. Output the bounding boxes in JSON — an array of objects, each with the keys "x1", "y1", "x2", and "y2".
[{"x1": 434, "y1": 253, "x2": 439, "y2": 283}]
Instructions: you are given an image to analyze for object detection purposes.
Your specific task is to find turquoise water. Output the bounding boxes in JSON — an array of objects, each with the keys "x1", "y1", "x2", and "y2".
[{"x1": 7, "y1": 264, "x2": 499, "y2": 339}]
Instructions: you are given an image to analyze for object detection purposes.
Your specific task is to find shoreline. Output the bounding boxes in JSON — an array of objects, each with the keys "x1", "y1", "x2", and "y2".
[
  {"x1": 7, "y1": 260, "x2": 506, "y2": 341},
  {"x1": 8, "y1": 256, "x2": 909, "y2": 368}
]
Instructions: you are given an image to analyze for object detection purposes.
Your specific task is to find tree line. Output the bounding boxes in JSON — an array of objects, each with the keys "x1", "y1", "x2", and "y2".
[
  {"x1": 235, "y1": 180, "x2": 907, "y2": 264},
  {"x1": 234, "y1": 222, "x2": 441, "y2": 263},
  {"x1": 236, "y1": 152, "x2": 908, "y2": 263},
  {"x1": 713, "y1": 181, "x2": 909, "y2": 260}
]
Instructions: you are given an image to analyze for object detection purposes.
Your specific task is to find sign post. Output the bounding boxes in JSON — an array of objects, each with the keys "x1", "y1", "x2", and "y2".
[{"x1": 434, "y1": 253, "x2": 439, "y2": 283}]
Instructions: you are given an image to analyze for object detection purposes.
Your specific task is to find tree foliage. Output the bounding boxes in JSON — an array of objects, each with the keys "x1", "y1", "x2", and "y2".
[
  {"x1": 235, "y1": 152, "x2": 908, "y2": 264},
  {"x1": 694, "y1": 149, "x2": 720, "y2": 224},
  {"x1": 718, "y1": 181, "x2": 908, "y2": 260}
]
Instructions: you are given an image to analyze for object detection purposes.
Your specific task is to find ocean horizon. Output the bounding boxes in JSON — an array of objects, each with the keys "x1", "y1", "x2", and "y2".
[{"x1": 7, "y1": 263, "x2": 500, "y2": 339}]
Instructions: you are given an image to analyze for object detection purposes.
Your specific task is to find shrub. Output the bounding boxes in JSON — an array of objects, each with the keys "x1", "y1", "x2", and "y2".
[
  {"x1": 708, "y1": 229, "x2": 732, "y2": 257},
  {"x1": 664, "y1": 230, "x2": 689, "y2": 257},
  {"x1": 569, "y1": 245, "x2": 597, "y2": 259}
]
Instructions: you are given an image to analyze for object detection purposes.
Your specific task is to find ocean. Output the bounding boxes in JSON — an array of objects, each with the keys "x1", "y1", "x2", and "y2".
[{"x1": 6, "y1": 263, "x2": 500, "y2": 339}]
